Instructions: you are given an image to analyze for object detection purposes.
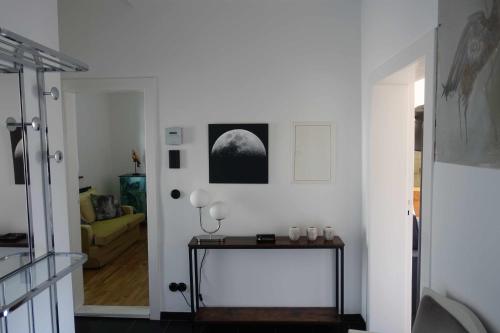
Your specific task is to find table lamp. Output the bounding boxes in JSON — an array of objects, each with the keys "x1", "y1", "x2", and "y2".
[{"x1": 190, "y1": 189, "x2": 229, "y2": 243}]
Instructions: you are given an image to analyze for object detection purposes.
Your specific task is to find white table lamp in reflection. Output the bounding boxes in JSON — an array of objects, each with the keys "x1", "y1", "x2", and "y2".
[{"x1": 189, "y1": 189, "x2": 229, "y2": 243}]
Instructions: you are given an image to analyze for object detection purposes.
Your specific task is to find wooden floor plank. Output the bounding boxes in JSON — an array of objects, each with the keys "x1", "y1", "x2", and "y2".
[{"x1": 83, "y1": 224, "x2": 149, "y2": 306}]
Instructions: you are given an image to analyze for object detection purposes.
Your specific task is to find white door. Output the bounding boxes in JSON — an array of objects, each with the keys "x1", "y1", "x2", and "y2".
[
  {"x1": 61, "y1": 92, "x2": 85, "y2": 309},
  {"x1": 367, "y1": 83, "x2": 413, "y2": 333}
]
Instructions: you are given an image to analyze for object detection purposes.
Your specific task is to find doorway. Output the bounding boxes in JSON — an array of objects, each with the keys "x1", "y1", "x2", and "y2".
[
  {"x1": 366, "y1": 32, "x2": 436, "y2": 333},
  {"x1": 412, "y1": 77, "x2": 425, "y2": 322},
  {"x1": 62, "y1": 78, "x2": 161, "y2": 319},
  {"x1": 76, "y1": 90, "x2": 148, "y2": 308}
]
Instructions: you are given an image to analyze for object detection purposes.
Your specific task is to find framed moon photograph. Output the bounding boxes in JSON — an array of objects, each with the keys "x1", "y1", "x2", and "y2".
[
  {"x1": 9, "y1": 127, "x2": 25, "y2": 185},
  {"x1": 209, "y1": 124, "x2": 268, "y2": 184}
]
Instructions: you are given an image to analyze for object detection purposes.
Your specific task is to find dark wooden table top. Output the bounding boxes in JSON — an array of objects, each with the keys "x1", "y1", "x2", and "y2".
[
  {"x1": 195, "y1": 307, "x2": 341, "y2": 324},
  {"x1": 188, "y1": 236, "x2": 344, "y2": 249},
  {"x1": 0, "y1": 238, "x2": 28, "y2": 248}
]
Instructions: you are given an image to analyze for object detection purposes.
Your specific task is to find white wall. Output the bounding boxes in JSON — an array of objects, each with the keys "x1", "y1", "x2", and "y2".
[
  {"x1": 432, "y1": 163, "x2": 500, "y2": 332},
  {"x1": 0, "y1": 0, "x2": 76, "y2": 332},
  {"x1": 75, "y1": 92, "x2": 114, "y2": 194},
  {"x1": 76, "y1": 91, "x2": 144, "y2": 198},
  {"x1": 0, "y1": 74, "x2": 29, "y2": 234},
  {"x1": 361, "y1": 0, "x2": 438, "y2": 77},
  {"x1": 108, "y1": 91, "x2": 145, "y2": 196},
  {"x1": 59, "y1": 0, "x2": 363, "y2": 313},
  {"x1": 428, "y1": 1, "x2": 500, "y2": 331}
]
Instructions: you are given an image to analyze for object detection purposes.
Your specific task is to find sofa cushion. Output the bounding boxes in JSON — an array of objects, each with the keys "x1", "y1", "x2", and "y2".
[
  {"x1": 413, "y1": 295, "x2": 468, "y2": 333},
  {"x1": 79, "y1": 188, "x2": 97, "y2": 223},
  {"x1": 92, "y1": 214, "x2": 145, "y2": 246},
  {"x1": 126, "y1": 213, "x2": 145, "y2": 229},
  {"x1": 85, "y1": 226, "x2": 140, "y2": 268}
]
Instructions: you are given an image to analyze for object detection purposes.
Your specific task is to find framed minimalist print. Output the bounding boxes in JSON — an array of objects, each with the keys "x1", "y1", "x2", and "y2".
[
  {"x1": 292, "y1": 122, "x2": 334, "y2": 183},
  {"x1": 209, "y1": 123, "x2": 268, "y2": 184}
]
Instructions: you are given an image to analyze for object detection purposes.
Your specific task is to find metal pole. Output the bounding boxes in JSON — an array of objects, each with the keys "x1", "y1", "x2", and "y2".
[
  {"x1": 194, "y1": 249, "x2": 199, "y2": 311},
  {"x1": 35, "y1": 63, "x2": 59, "y2": 333},
  {"x1": 17, "y1": 66, "x2": 35, "y2": 333},
  {"x1": 341, "y1": 247, "x2": 344, "y2": 316},
  {"x1": 335, "y1": 248, "x2": 339, "y2": 314},
  {"x1": 24, "y1": 269, "x2": 35, "y2": 333},
  {"x1": 188, "y1": 248, "x2": 195, "y2": 315},
  {"x1": 1, "y1": 282, "x2": 8, "y2": 333}
]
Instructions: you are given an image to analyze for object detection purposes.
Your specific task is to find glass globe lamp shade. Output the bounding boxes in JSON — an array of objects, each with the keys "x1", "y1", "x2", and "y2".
[
  {"x1": 189, "y1": 189, "x2": 210, "y2": 208},
  {"x1": 209, "y1": 201, "x2": 229, "y2": 221}
]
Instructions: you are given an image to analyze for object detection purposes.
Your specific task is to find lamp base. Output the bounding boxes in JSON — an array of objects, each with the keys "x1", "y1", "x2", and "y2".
[{"x1": 196, "y1": 235, "x2": 226, "y2": 244}]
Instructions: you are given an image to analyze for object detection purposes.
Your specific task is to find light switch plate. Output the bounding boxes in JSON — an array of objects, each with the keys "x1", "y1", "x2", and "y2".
[{"x1": 166, "y1": 127, "x2": 182, "y2": 145}]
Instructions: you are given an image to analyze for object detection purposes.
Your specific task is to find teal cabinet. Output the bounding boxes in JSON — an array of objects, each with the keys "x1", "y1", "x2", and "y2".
[{"x1": 119, "y1": 174, "x2": 147, "y2": 215}]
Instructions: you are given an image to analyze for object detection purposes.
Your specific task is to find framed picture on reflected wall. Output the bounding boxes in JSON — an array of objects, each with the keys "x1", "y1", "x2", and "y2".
[{"x1": 9, "y1": 127, "x2": 25, "y2": 185}]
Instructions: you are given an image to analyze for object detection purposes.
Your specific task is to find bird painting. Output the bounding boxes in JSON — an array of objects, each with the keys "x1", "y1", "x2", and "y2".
[{"x1": 442, "y1": 0, "x2": 500, "y2": 143}]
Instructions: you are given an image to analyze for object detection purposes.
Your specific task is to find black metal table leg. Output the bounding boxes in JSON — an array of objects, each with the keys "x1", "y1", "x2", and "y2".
[
  {"x1": 188, "y1": 248, "x2": 195, "y2": 315},
  {"x1": 194, "y1": 248, "x2": 199, "y2": 310},
  {"x1": 335, "y1": 248, "x2": 339, "y2": 315},
  {"x1": 341, "y1": 247, "x2": 344, "y2": 315}
]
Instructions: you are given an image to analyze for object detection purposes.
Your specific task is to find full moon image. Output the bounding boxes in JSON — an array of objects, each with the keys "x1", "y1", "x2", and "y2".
[{"x1": 211, "y1": 129, "x2": 266, "y2": 157}]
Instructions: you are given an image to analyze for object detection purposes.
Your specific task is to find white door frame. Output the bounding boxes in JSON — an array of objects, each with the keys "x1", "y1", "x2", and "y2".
[
  {"x1": 61, "y1": 77, "x2": 161, "y2": 320},
  {"x1": 365, "y1": 30, "x2": 436, "y2": 329}
]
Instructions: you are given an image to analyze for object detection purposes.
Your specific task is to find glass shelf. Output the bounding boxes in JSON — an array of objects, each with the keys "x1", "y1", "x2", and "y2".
[
  {"x1": 0, "y1": 252, "x2": 31, "y2": 279},
  {"x1": 0, "y1": 252, "x2": 87, "y2": 318}
]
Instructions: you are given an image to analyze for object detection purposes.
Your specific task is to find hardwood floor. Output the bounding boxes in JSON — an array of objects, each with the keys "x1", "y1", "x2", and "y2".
[
  {"x1": 413, "y1": 188, "x2": 421, "y2": 218},
  {"x1": 83, "y1": 224, "x2": 149, "y2": 306}
]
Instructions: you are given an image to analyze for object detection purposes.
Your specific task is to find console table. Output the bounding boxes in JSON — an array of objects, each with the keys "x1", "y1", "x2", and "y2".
[{"x1": 188, "y1": 236, "x2": 345, "y2": 325}]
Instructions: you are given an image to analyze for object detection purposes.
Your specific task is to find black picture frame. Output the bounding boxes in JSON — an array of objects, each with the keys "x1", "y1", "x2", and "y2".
[
  {"x1": 209, "y1": 123, "x2": 268, "y2": 184},
  {"x1": 9, "y1": 127, "x2": 25, "y2": 185}
]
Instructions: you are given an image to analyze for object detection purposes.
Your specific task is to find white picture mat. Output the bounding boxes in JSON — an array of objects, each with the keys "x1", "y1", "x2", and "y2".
[{"x1": 292, "y1": 122, "x2": 334, "y2": 183}]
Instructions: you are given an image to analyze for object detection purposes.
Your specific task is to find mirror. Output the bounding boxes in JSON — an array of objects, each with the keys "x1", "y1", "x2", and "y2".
[{"x1": 0, "y1": 71, "x2": 32, "y2": 277}]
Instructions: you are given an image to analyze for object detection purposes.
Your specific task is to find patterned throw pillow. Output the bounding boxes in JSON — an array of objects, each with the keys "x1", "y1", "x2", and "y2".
[
  {"x1": 90, "y1": 194, "x2": 122, "y2": 221},
  {"x1": 79, "y1": 188, "x2": 97, "y2": 223},
  {"x1": 114, "y1": 200, "x2": 123, "y2": 217}
]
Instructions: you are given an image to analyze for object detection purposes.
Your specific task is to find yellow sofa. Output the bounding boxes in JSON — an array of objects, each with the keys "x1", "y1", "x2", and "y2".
[{"x1": 80, "y1": 188, "x2": 145, "y2": 269}]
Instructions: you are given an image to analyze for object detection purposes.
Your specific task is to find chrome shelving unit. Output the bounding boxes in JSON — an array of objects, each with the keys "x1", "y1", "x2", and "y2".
[
  {"x1": 0, "y1": 27, "x2": 88, "y2": 73},
  {"x1": 0, "y1": 25, "x2": 88, "y2": 333},
  {"x1": 0, "y1": 252, "x2": 87, "y2": 318}
]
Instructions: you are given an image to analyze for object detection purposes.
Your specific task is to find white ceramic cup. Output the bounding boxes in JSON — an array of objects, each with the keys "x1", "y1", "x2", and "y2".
[
  {"x1": 289, "y1": 227, "x2": 301, "y2": 241},
  {"x1": 307, "y1": 227, "x2": 318, "y2": 241},
  {"x1": 324, "y1": 226, "x2": 335, "y2": 241}
]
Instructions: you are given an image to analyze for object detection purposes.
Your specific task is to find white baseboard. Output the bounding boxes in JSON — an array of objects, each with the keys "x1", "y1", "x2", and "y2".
[{"x1": 75, "y1": 305, "x2": 150, "y2": 319}]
